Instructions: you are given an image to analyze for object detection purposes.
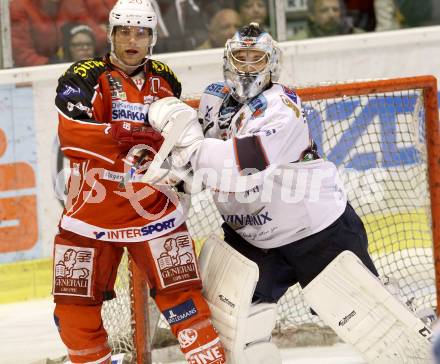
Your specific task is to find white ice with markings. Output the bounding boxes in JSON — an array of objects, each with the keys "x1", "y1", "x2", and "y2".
[{"x1": 0, "y1": 298, "x2": 367, "y2": 364}]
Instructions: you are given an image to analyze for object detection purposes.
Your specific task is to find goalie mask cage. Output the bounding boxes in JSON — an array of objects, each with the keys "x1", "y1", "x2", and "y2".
[{"x1": 101, "y1": 75, "x2": 440, "y2": 363}]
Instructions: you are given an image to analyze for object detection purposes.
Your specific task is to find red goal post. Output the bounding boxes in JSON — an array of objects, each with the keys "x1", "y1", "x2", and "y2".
[{"x1": 102, "y1": 75, "x2": 440, "y2": 363}]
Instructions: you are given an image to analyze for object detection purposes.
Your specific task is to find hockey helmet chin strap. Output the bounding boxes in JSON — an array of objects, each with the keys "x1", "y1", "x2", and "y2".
[
  {"x1": 109, "y1": 40, "x2": 153, "y2": 72},
  {"x1": 109, "y1": 51, "x2": 149, "y2": 72}
]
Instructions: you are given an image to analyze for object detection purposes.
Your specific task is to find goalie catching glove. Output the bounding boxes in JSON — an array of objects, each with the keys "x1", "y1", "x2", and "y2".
[{"x1": 148, "y1": 97, "x2": 204, "y2": 168}]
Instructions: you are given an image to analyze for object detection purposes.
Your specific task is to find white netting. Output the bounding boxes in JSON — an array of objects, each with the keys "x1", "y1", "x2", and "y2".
[{"x1": 102, "y1": 254, "x2": 136, "y2": 360}]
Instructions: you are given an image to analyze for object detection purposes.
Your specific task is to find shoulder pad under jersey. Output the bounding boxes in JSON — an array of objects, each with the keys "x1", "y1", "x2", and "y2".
[
  {"x1": 57, "y1": 57, "x2": 107, "y2": 101},
  {"x1": 149, "y1": 59, "x2": 182, "y2": 98},
  {"x1": 56, "y1": 57, "x2": 107, "y2": 119},
  {"x1": 62, "y1": 57, "x2": 107, "y2": 82}
]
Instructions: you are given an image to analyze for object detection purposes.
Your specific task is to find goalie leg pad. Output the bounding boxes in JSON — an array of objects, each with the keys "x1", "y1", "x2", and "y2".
[
  {"x1": 198, "y1": 235, "x2": 281, "y2": 364},
  {"x1": 302, "y1": 250, "x2": 432, "y2": 364}
]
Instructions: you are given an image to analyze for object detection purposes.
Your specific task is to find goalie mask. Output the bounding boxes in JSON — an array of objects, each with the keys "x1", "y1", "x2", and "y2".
[
  {"x1": 224, "y1": 23, "x2": 282, "y2": 103},
  {"x1": 108, "y1": 0, "x2": 158, "y2": 66}
]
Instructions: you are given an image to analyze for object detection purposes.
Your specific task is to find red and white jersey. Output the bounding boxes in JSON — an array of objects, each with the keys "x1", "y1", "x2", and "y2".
[
  {"x1": 55, "y1": 56, "x2": 187, "y2": 243},
  {"x1": 194, "y1": 82, "x2": 347, "y2": 249}
]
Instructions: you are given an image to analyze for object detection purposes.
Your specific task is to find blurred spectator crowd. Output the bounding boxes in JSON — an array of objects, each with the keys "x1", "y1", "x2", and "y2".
[{"x1": 3, "y1": 0, "x2": 440, "y2": 68}]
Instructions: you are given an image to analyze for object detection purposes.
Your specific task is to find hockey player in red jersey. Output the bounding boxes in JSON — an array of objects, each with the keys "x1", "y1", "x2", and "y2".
[
  {"x1": 52, "y1": 1, "x2": 226, "y2": 363},
  {"x1": 146, "y1": 23, "x2": 433, "y2": 363}
]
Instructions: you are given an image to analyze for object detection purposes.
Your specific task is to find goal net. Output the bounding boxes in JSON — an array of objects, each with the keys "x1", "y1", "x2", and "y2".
[{"x1": 102, "y1": 76, "x2": 440, "y2": 363}]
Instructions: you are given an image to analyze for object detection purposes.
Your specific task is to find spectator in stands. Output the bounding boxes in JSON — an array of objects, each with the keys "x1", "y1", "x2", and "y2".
[
  {"x1": 60, "y1": 23, "x2": 96, "y2": 62},
  {"x1": 10, "y1": 0, "x2": 63, "y2": 66},
  {"x1": 78, "y1": 0, "x2": 117, "y2": 54},
  {"x1": 344, "y1": 0, "x2": 376, "y2": 31},
  {"x1": 199, "y1": 0, "x2": 237, "y2": 20},
  {"x1": 198, "y1": 8, "x2": 241, "y2": 50},
  {"x1": 292, "y1": 0, "x2": 364, "y2": 39},
  {"x1": 153, "y1": 0, "x2": 207, "y2": 53},
  {"x1": 397, "y1": 0, "x2": 433, "y2": 27},
  {"x1": 10, "y1": 0, "x2": 105, "y2": 67},
  {"x1": 237, "y1": 0, "x2": 269, "y2": 28},
  {"x1": 82, "y1": 0, "x2": 116, "y2": 32},
  {"x1": 374, "y1": 0, "x2": 402, "y2": 31},
  {"x1": 0, "y1": 32, "x2": 3, "y2": 69},
  {"x1": 344, "y1": 0, "x2": 401, "y2": 32},
  {"x1": 432, "y1": 1, "x2": 440, "y2": 26}
]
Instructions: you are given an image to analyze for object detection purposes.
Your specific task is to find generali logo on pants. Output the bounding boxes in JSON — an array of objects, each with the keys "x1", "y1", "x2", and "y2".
[
  {"x1": 151, "y1": 232, "x2": 199, "y2": 288},
  {"x1": 53, "y1": 244, "x2": 94, "y2": 297}
]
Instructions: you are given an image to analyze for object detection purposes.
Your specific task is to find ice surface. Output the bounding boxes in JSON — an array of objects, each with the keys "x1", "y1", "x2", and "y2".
[{"x1": 0, "y1": 299, "x2": 366, "y2": 364}]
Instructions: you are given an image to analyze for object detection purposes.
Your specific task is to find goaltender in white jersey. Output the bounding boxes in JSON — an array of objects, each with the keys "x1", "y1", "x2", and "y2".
[
  {"x1": 146, "y1": 23, "x2": 433, "y2": 364},
  {"x1": 197, "y1": 81, "x2": 346, "y2": 248}
]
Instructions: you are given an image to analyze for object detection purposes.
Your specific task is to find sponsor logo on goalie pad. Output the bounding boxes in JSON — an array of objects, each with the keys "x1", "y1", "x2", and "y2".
[
  {"x1": 419, "y1": 326, "x2": 432, "y2": 341},
  {"x1": 218, "y1": 294, "x2": 235, "y2": 308},
  {"x1": 163, "y1": 299, "x2": 198, "y2": 325},
  {"x1": 53, "y1": 244, "x2": 94, "y2": 297},
  {"x1": 150, "y1": 232, "x2": 199, "y2": 288},
  {"x1": 338, "y1": 310, "x2": 356, "y2": 327}
]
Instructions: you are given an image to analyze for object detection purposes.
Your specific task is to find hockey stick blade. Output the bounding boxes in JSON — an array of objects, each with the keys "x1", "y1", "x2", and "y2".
[{"x1": 141, "y1": 116, "x2": 193, "y2": 184}]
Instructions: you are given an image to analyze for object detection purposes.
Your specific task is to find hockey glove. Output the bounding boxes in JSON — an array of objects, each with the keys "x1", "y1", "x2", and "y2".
[
  {"x1": 148, "y1": 97, "x2": 204, "y2": 167},
  {"x1": 110, "y1": 122, "x2": 163, "y2": 153}
]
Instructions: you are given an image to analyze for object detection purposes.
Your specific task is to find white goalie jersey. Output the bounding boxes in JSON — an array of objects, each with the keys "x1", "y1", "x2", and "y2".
[{"x1": 192, "y1": 82, "x2": 347, "y2": 249}]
